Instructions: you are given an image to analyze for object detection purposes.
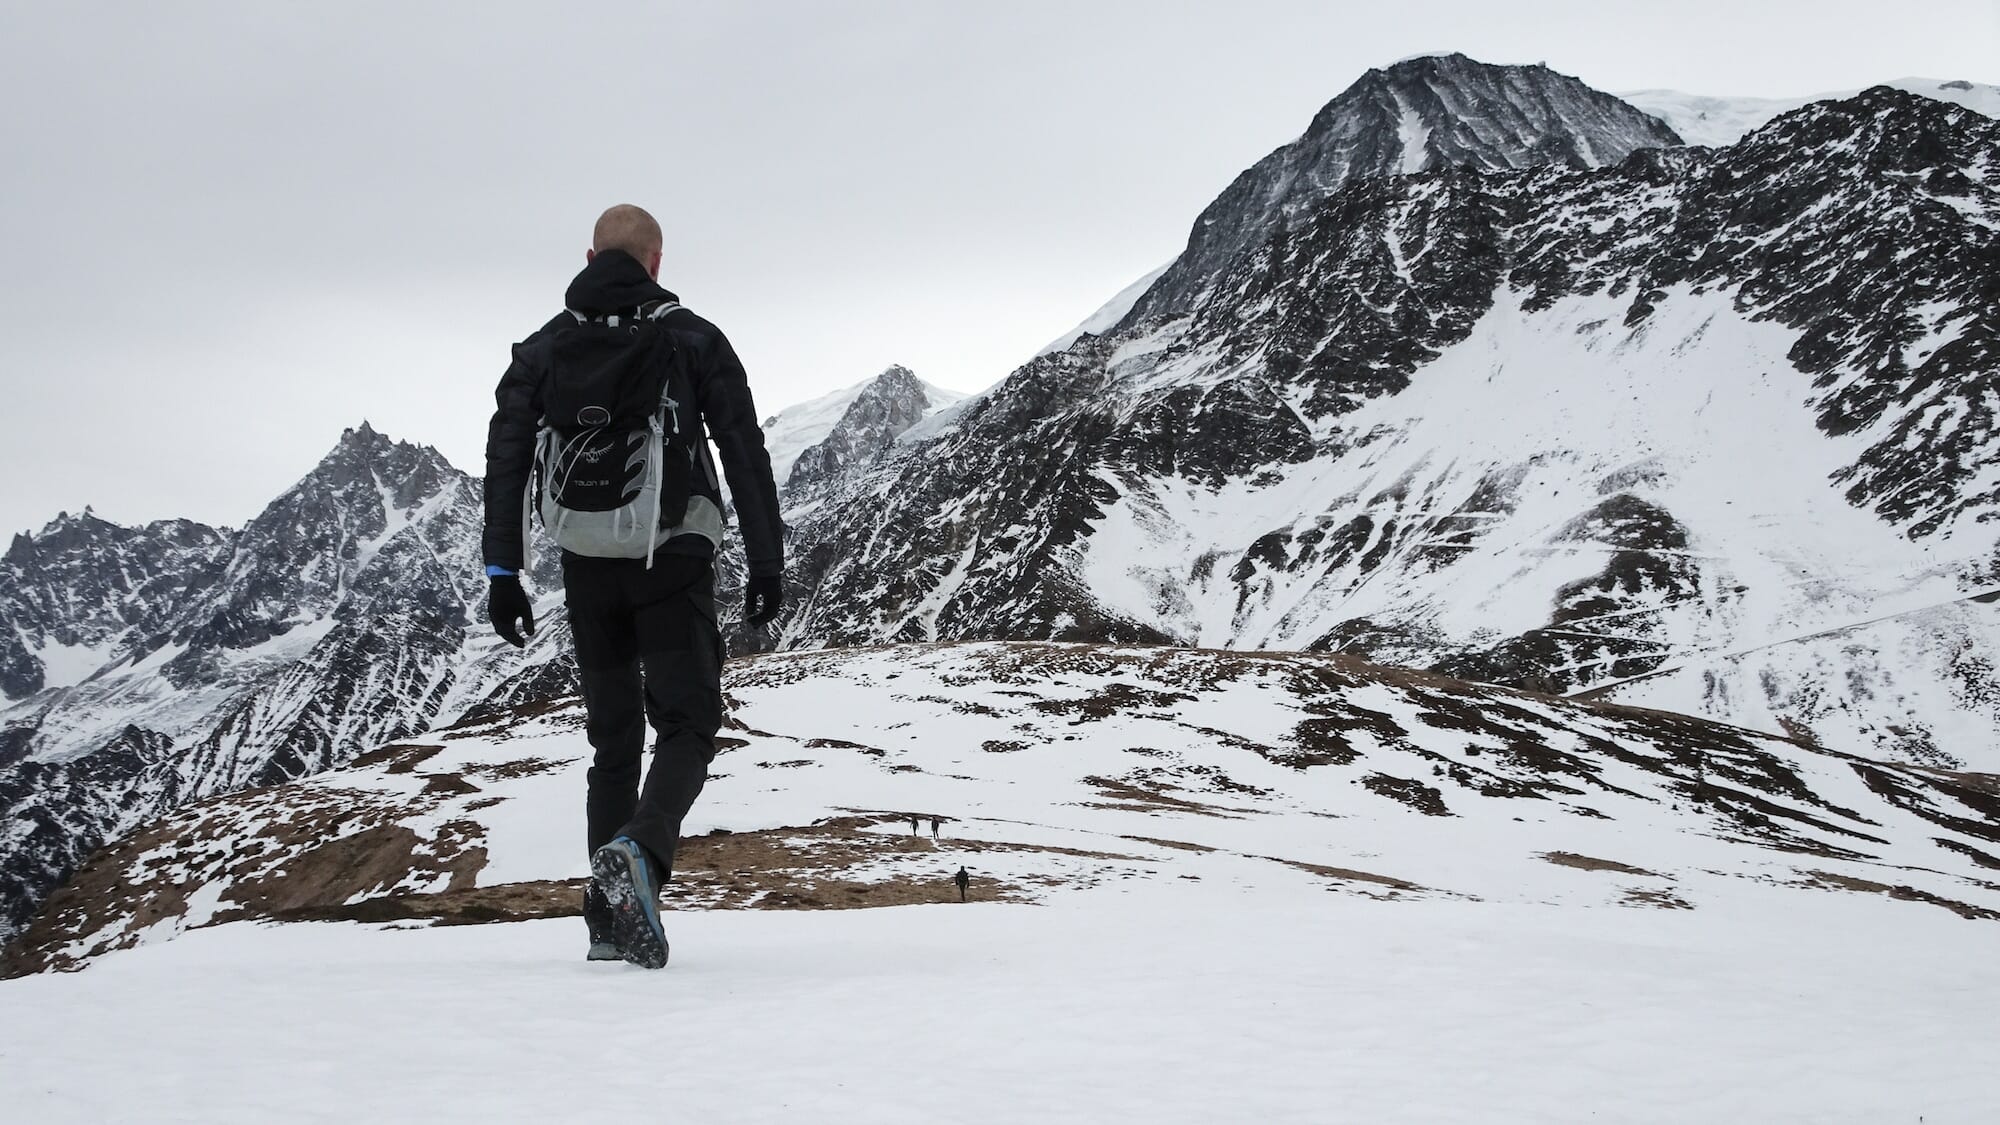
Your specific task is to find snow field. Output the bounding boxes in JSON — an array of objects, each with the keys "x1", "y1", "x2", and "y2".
[
  {"x1": 2, "y1": 887, "x2": 1994, "y2": 1124},
  {"x1": 1622, "y1": 79, "x2": 2000, "y2": 148},
  {"x1": 430, "y1": 645, "x2": 1998, "y2": 917}
]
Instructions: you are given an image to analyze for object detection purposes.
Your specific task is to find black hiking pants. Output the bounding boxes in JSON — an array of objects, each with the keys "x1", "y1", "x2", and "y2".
[{"x1": 562, "y1": 552, "x2": 722, "y2": 882}]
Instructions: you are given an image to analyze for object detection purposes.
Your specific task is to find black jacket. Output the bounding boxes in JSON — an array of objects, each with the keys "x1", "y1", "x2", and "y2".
[{"x1": 481, "y1": 250, "x2": 784, "y2": 578}]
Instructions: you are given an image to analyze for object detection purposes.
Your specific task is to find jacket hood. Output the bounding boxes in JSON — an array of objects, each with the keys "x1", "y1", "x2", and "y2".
[{"x1": 563, "y1": 249, "x2": 680, "y2": 315}]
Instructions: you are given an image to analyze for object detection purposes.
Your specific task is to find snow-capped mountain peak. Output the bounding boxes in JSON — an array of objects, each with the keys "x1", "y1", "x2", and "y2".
[
  {"x1": 1127, "y1": 53, "x2": 1683, "y2": 320},
  {"x1": 784, "y1": 366, "x2": 966, "y2": 494},
  {"x1": 761, "y1": 367, "x2": 966, "y2": 495}
]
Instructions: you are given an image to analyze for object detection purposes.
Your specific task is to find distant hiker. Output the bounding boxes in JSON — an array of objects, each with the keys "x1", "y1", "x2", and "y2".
[
  {"x1": 930, "y1": 816, "x2": 940, "y2": 838},
  {"x1": 910, "y1": 815, "x2": 920, "y2": 835},
  {"x1": 482, "y1": 204, "x2": 784, "y2": 969},
  {"x1": 954, "y1": 866, "x2": 970, "y2": 902}
]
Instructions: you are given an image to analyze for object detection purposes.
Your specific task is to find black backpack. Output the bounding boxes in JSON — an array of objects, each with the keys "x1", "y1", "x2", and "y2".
[{"x1": 530, "y1": 300, "x2": 696, "y2": 566}]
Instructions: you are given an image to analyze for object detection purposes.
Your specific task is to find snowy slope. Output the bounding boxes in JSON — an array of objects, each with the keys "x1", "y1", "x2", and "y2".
[
  {"x1": 3, "y1": 892, "x2": 1994, "y2": 1125},
  {"x1": 4, "y1": 641, "x2": 1998, "y2": 1123},
  {"x1": 12, "y1": 642, "x2": 1998, "y2": 974},
  {"x1": 1079, "y1": 289, "x2": 2000, "y2": 762},
  {"x1": 1622, "y1": 77, "x2": 2000, "y2": 146},
  {"x1": 1037, "y1": 262, "x2": 1172, "y2": 356}
]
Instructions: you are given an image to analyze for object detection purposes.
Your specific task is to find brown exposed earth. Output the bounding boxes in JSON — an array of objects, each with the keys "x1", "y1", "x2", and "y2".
[
  {"x1": 1796, "y1": 869, "x2": 2000, "y2": 921},
  {"x1": 0, "y1": 812, "x2": 1126, "y2": 976},
  {"x1": 1540, "y1": 851, "x2": 1664, "y2": 877}
]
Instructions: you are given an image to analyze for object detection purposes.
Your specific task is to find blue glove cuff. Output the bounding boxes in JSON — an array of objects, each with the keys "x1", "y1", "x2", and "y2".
[{"x1": 485, "y1": 565, "x2": 518, "y2": 578}]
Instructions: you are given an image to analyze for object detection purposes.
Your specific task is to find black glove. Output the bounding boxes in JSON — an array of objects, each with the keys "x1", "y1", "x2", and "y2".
[
  {"x1": 489, "y1": 575, "x2": 536, "y2": 648},
  {"x1": 744, "y1": 573, "x2": 783, "y2": 627}
]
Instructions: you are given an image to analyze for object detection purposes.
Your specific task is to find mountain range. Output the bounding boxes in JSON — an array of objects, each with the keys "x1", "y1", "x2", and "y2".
[
  {"x1": 4, "y1": 52, "x2": 1996, "y2": 948},
  {"x1": 775, "y1": 56, "x2": 2000, "y2": 766}
]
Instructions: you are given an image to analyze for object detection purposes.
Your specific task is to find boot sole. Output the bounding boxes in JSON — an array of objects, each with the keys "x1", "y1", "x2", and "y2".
[{"x1": 591, "y1": 842, "x2": 669, "y2": 970}]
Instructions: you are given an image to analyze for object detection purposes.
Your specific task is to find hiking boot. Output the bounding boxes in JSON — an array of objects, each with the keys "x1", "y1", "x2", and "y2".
[
  {"x1": 591, "y1": 836, "x2": 668, "y2": 969},
  {"x1": 584, "y1": 883, "x2": 622, "y2": 962}
]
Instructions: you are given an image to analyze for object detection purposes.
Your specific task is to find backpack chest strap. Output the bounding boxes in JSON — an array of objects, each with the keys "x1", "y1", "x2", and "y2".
[{"x1": 562, "y1": 299, "x2": 684, "y2": 327}]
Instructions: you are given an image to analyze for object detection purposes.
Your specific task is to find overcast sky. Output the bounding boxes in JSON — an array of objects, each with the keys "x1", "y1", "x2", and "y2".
[{"x1": 2, "y1": 0, "x2": 1995, "y2": 538}]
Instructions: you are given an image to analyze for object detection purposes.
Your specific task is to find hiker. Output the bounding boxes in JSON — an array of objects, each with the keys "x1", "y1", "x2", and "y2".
[
  {"x1": 910, "y1": 815, "x2": 920, "y2": 835},
  {"x1": 954, "y1": 866, "x2": 970, "y2": 902},
  {"x1": 930, "y1": 815, "x2": 940, "y2": 838},
  {"x1": 481, "y1": 204, "x2": 784, "y2": 969}
]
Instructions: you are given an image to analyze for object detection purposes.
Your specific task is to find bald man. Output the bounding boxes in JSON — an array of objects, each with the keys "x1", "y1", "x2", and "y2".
[{"x1": 481, "y1": 204, "x2": 784, "y2": 968}]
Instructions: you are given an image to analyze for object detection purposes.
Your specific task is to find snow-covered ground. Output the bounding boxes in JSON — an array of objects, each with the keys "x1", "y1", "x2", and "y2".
[
  {"x1": 3, "y1": 887, "x2": 1995, "y2": 1124},
  {"x1": 5, "y1": 641, "x2": 1997, "y2": 1120}
]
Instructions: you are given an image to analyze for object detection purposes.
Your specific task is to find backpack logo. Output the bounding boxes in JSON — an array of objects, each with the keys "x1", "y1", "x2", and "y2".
[{"x1": 577, "y1": 405, "x2": 611, "y2": 427}]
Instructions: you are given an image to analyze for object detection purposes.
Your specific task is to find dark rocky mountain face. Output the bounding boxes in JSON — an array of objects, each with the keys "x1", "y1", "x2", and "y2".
[
  {"x1": 775, "y1": 87, "x2": 2000, "y2": 766},
  {"x1": 1619, "y1": 92, "x2": 1999, "y2": 538},
  {"x1": 1134, "y1": 53, "x2": 1683, "y2": 319},
  {"x1": 0, "y1": 512, "x2": 230, "y2": 699}
]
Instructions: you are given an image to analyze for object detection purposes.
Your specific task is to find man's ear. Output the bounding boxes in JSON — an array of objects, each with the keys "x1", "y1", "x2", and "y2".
[
  {"x1": 647, "y1": 250, "x2": 663, "y2": 279},
  {"x1": 585, "y1": 248, "x2": 597, "y2": 264}
]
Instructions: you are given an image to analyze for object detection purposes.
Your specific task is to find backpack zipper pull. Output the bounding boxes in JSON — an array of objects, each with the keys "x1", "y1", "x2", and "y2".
[{"x1": 664, "y1": 395, "x2": 680, "y2": 435}]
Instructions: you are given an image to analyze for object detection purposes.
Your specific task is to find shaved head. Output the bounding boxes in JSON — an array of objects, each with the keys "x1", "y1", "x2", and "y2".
[{"x1": 591, "y1": 204, "x2": 663, "y2": 260}]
